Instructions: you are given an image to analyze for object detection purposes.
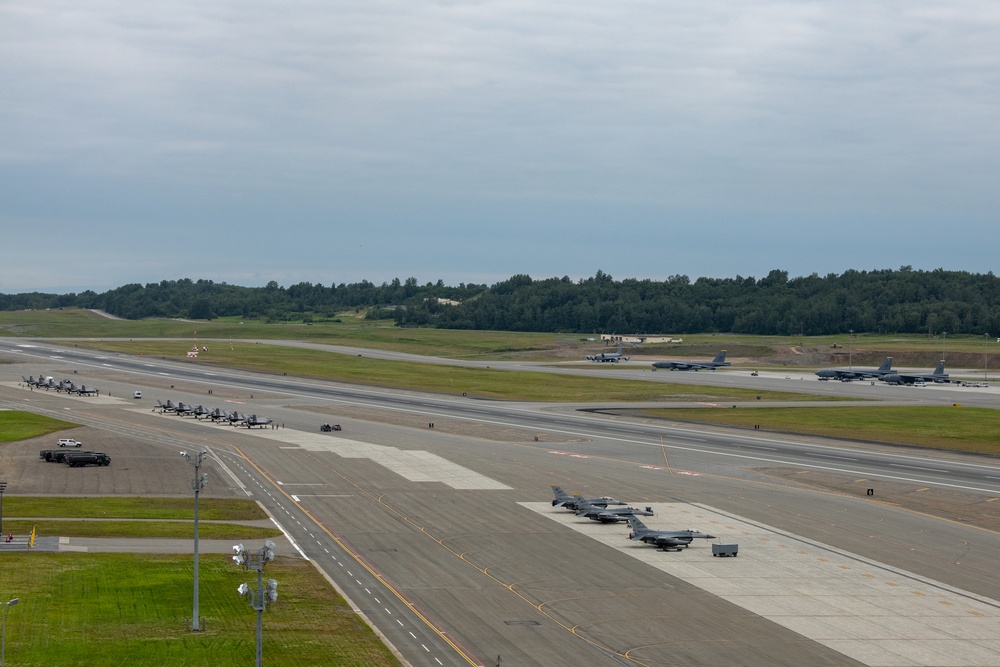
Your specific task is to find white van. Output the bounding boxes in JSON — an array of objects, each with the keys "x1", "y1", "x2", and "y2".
[{"x1": 133, "y1": 390, "x2": 142, "y2": 399}]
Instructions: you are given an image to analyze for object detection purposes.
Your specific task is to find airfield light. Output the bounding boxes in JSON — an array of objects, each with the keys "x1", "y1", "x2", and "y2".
[
  {"x1": 233, "y1": 542, "x2": 279, "y2": 667},
  {"x1": 1, "y1": 598, "x2": 18, "y2": 667},
  {"x1": 181, "y1": 449, "x2": 209, "y2": 631}
]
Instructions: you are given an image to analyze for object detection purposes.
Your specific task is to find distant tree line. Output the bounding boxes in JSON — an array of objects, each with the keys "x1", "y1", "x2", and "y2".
[{"x1": 2, "y1": 267, "x2": 999, "y2": 336}]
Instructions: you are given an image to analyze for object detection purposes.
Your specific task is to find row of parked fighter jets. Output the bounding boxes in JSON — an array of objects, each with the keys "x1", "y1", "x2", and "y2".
[
  {"x1": 154, "y1": 399, "x2": 274, "y2": 428},
  {"x1": 21, "y1": 375, "x2": 100, "y2": 395},
  {"x1": 551, "y1": 485, "x2": 715, "y2": 551}
]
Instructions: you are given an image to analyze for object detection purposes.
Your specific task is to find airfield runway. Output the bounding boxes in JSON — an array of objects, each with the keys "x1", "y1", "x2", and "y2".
[{"x1": 2, "y1": 339, "x2": 1000, "y2": 666}]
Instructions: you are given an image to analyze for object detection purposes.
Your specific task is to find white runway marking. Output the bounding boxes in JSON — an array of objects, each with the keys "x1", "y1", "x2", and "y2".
[
  {"x1": 527, "y1": 501, "x2": 1000, "y2": 667},
  {"x1": 134, "y1": 410, "x2": 510, "y2": 490}
]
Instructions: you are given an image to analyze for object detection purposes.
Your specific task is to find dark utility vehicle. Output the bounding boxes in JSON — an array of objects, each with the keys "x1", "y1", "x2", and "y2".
[{"x1": 64, "y1": 452, "x2": 111, "y2": 467}]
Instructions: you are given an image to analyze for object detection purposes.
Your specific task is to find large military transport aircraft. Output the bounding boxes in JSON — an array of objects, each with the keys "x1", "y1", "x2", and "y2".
[
  {"x1": 626, "y1": 516, "x2": 715, "y2": 551},
  {"x1": 651, "y1": 351, "x2": 730, "y2": 371},
  {"x1": 815, "y1": 357, "x2": 894, "y2": 381},
  {"x1": 879, "y1": 361, "x2": 950, "y2": 385}
]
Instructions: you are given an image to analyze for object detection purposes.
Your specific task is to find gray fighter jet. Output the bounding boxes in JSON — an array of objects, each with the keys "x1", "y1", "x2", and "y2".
[
  {"x1": 576, "y1": 503, "x2": 654, "y2": 523},
  {"x1": 652, "y1": 351, "x2": 730, "y2": 371},
  {"x1": 626, "y1": 515, "x2": 715, "y2": 551},
  {"x1": 242, "y1": 414, "x2": 273, "y2": 428},
  {"x1": 551, "y1": 485, "x2": 626, "y2": 511},
  {"x1": 816, "y1": 357, "x2": 894, "y2": 381}
]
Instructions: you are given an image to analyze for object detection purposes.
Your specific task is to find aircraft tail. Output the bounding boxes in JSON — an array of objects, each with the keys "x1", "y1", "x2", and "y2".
[
  {"x1": 878, "y1": 357, "x2": 893, "y2": 372},
  {"x1": 713, "y1": 351, "x2": 727, "y2": 364},
  {"x1": 551, "y1": 485, "x2": 570, "y2": 506},
  {"x1": 932, "y1": 361, "x2": 946, "y2": 376},
  {"x1": 626, "y1": 515, "x2": 650, "y2": 533}
]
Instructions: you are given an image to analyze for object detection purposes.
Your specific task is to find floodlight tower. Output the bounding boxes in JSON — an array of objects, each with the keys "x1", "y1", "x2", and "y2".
[
  {"x1": 1, "y1": 598, "x2": 18, "y2": 667},
  {"x1": 233, "y1": 541, "x2": 278, "y2": 667},
  {"x1": 181, "y1": 449, "x2": 209, "y2": 631}
]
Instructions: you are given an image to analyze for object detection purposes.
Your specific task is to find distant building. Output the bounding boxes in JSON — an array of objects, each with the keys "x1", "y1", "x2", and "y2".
[
  {"x1": 436, "y1": 298, "x2": 461, "y2": 306},
  {"x1": 601, "y1": 334, "x2": 683, "y2": 344}
]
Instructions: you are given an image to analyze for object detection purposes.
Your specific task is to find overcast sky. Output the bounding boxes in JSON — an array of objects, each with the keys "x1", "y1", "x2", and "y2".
[{"x1": 2, "y1": 1, "x2": 998, "y2": 294}]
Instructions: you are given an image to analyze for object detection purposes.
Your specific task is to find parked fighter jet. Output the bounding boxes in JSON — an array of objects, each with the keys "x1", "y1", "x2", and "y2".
[
  {"x1": 880, "y1": 361, "x2": 950, "y2": 385},
  {"x1": 816, "y1": 357, "x2": 894, "y2": 381},
  {"x1": 652, "y1": 351, "x2": 730, "y2": 371},
  {"x1": 576, "y1": 503, "x2": 654, "y2": 523},
  {"x1": 74, "y1": 384, "x2": 99, "y2": 396},
  {"x1": 626, "y1": 516, "x2": 715, "y2": 551},
  {"x1": 155, "y1": 400, "x2": 179, "y2": 413},
  {"x1": 551, "y1": 485, "x2": 626, "y2": 511},
  {"x1": 190, "y1": 405, "x2": 211, "y2": 419},
  {"x1": 586, "y1": 343, "x2": 629, "y2": 363},
  {"x1": 174, "y1": 402, "x2": 195, "y2": 416},
  {"x1": 208, "y1": 408, "x2": 232, "y2": 422},
  {"x1": 242, "y1": 414, "x2": 273, "y2": 428}
]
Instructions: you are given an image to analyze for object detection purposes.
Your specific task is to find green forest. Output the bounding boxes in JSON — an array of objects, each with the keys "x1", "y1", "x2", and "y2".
[{"x1": 2, "y1": 267, "x2": 998, "y2": 336}]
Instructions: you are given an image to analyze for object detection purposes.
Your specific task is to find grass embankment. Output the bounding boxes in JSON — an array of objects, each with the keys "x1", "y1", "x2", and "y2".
[
  {"x1": 66, "y1": 339, "x2": 837, "y2": 403},
  {"x1": 643, "y1": 405, "x2": 1000, "y2": 455},
  {"x1": 0, "y1": 553, "x2": 400, "y2": 667}
]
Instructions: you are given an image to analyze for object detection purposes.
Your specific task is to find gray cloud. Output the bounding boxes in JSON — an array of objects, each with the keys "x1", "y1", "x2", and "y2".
[{"x1": 2, "y1": 0, "x2": 998, "y2": 292}]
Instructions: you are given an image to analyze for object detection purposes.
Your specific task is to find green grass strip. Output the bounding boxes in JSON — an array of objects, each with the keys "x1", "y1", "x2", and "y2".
[
  {"x1": 0, "y1": 410, "x2": 80, "y2": 442},
  {"x1": 4, "y1": 519, "x2": 281, "y2": 540},
  {"x1": 643, "y1": 405, "x2": 1000, "y2": 455},
  {"x1": 4, "y1": 497, "x2": 268, "y2": 521}
]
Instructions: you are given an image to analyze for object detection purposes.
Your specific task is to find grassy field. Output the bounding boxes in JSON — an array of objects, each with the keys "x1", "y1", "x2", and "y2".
[
  {"x1": 642, "y1": 405, "x2": 1000, "y2": 455},
  {"x1": 63, "y1": 339, "x2": 840, "y2": 403},
  {"x1": 0, "y1": 553, "x2": 401, "y2": 667},
  {"x1": 4, "y1": 519, "x2": 282, "y2": 540},
  {"x1": 5, "y1": 496, "x2": 269, "y2": 521},
  {"x1": 0, "y1": 410, "x2": 80, "y2": 442}
]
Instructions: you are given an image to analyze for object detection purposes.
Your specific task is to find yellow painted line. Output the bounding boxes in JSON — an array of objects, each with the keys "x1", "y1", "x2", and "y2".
[
  {"x1": 915, "y1": 487, "x2": 930, "y2": 492},
  {"x1": 231, "y1": 446, "x2": 484, "y2": 667},
  {"x1": 986, "y1": 497, "x2": 999, "y2": 503}
]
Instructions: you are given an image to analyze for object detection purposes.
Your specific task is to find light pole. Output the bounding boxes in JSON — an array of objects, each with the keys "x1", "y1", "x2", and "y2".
[
  {"x1": 181, "y1": 449, "x2": 209, "y2": 631},
  {"x1": 848, "y1": 330, "x2": 854, "y2": 370},
  {"x1": 986, "y1": 333, "x2": 990, "y2": 383},
  {"x1": 942, "y1": 331, "x2": 947, "y2": 360},
  {"x1": 233, "y1": 541, "x2": 278, "y2": 667},
  {"x1": 1, "y1": 598, "x2": 18, "y2": 667},
  {"x1": 0, "y1": 482, "x2": 7, "y2": 536}
]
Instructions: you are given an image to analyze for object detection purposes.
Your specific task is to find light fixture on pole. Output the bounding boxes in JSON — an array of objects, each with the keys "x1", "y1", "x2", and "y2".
[
  {"x1": 986, "y1": 333, "x2": 990, "y2": 383},
  {"x1": 848, "y1": 330, "x2": 854, "y2": 370},
  {"x1": 0, "y1": 482, "x2": 7, "y2": 536},
  {"x1": 181, "y1": 449, "x2": 209, "y2": 631},
  {"x1": 233, "y1": 541, "x2": 278, "y2": 667},
  {"x1": 1, "y1": 597, "x2": 18, "y2": 667}
]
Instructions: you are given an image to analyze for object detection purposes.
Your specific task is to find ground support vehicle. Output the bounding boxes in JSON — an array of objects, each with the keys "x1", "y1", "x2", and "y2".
[{"x1": 64, "y1": 452, "x2": 111, "y2": 467}]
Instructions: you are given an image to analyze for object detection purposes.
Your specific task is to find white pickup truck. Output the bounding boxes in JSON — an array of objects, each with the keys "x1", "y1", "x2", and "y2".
[{"x1": 57, "y1": 438, "x2": 83, "y2": 448}]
